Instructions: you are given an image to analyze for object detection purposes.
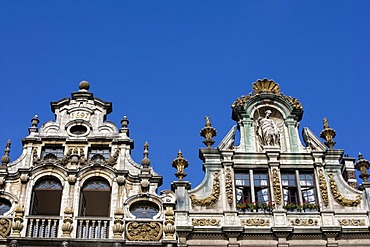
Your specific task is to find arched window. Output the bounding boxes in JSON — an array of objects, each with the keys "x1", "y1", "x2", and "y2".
[
  {"x1": 79, "y1": 178, "x2": 111, "y2": 217},
  {"x1": 0, "y1": 198, "x2": 11, "y2": 215},
  {"x1": 30, "y1": 177, "x2": 62, "y2": 215}
]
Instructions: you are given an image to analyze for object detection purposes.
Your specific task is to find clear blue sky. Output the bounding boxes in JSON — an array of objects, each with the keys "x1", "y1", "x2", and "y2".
[{"x1": 0, "y1": 1, "x2": 369, "y2": 190}]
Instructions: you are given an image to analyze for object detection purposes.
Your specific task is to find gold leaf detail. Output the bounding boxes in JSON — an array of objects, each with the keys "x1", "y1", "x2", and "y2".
[
  {"x1": 190, "y1": 173, "x2": 220, "y2": 207},
  {"x1": 241, "y1": 218, "x2": 270, "y2": 226},
  {"x1": 328, "y1": 174, "x2": 361, "y2": 207},
  {"x1": 126, "y1": 221, "x2": 162, "y2": 241},
  {"x1": 318, "y1": 169, "x2": 329, "y2": 207}
]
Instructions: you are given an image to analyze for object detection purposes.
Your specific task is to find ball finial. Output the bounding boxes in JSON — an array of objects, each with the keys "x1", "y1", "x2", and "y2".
[{"x1": 79, "y1": 81, "x2": 90, "y2": 91}]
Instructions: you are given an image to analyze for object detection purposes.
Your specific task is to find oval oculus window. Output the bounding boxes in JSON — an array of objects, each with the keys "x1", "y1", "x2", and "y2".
[
  {"x1": 130, "y1": 201, "x2": 159, "y2": 219},
  {"x1": 70, "y1": 125, "x2": 88, "y2": 135}
]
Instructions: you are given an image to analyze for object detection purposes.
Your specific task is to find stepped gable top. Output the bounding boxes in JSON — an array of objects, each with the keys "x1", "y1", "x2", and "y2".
[{"x1": 231, "y1": 78, "x2": 303, "y2": 121}]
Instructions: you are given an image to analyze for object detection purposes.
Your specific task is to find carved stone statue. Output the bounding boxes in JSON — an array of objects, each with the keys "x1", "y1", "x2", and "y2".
[{"x1": 257, "y1": 110, "x2": 280, "y2": 146}]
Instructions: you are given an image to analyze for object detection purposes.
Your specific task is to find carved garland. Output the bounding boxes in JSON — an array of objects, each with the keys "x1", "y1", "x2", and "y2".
[
  {"x1": 192, "y1": 218, "x2": 220, "y2": 227},
  {"x1": 190, "y1": 173, "x2": 220, "y2": 207},
  {"x1": 328, "y1": 174, "x2": 362, "y2": 207},
  {"x1": 338, "y1": 219, "x2": 365, "y2": 226},
  {"x1": 241, "y1": 218, "x2": 270, "y2": 227},
  {"x1": 225, "y1": 168, "x2": 233, "y2": 206},
  {"x1": 272, "y1": 169, "x2": 281, "y2": 206},
  {"x1": 290, "y1": 218, "x2": 318, "y2": 226},
  {"x1": 318, "y1": 169, "x2": 329, "y2": 207},
  {"x1": 125, "y1": 221, "x2": 162, "y2": 241}
]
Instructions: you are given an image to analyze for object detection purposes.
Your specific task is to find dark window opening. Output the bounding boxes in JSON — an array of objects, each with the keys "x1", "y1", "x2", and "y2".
[
  {"x1": 0, "y1": 198, "x2": 11, "y2": 215},
  {"x1": 79, "y1": 178, "x2": 111, "y2": 217},
  {"x1": 30, "y1": 177, "x2": 62, "y2": 215},
  {"x1": 70, "y1": 125, "x2": 88, "y2": 135}
]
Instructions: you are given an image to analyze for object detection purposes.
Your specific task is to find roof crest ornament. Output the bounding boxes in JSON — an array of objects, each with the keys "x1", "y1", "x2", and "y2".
[{"x1": 1, "y1": 140, "x2": 11, "y2": 166}]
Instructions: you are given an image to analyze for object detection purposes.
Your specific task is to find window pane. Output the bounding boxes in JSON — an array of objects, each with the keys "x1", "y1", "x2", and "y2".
[
  {"x1": 89, "y1": 147, "x2": 111, "y2": 159},
  {"x1": 235, "y1": 173, "x2": 249, "y2": 186},
  {"x1": 42, "y1": 146, "x2": 64, "y2": 158}
]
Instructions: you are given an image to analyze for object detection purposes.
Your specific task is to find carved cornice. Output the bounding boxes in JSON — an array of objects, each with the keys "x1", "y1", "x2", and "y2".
[
  {"x1": 338, "y1": 219, "x2": 365, "y2": 226},
  {"x1": 318, "y1": 169, "x2": 329, "y2": 207},
  {"x1": 125, "y1": 221, "x2": 162, "y2": 241},
  {"x1": 192, "y1": 218, "x2": 220, "y2": 227},
  {"x1": 272, "y1": 169, "x2": 281, "y2": 206},
  {"x1": 290, "y1": 218, "x2": 318, "y2": 226},
  {"x1": 328, "y1": 174, "x2": 362, "y2": 207},
  {"x1": 225, "y1": 168, "x2": 233, "y2": 207},
  {"x1": 241, "y1": 218, "x2": 270, "y2": 227},
  {"x1": 190, "y1": 173, "x2": 220, "y2": 207}
]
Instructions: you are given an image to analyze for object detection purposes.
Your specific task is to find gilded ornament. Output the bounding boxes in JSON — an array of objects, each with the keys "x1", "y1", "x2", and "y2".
[
  {"x1": 338, "y1": 219, "x2": 365, "y2": 226},
  {"x1": 190, "y1": 173, "x2": 220, "y2": 207},
  {"x1": 290, "y1": 218, "x2": 318, "y2": 226},
  {"x1": 282, "y1": 95, "x2": 303, "y2": 110},
  {"x1": 192, "y1": 218, "x2": 220, "y2": 227},
  {"x1": 355, "y1": 153, "x2": 370, "y2": 182},
  {"x1": 125, "y1": 221, "x2": 162, "y2": 241},
  {"x1": 328, "y1": 174, "x2": 361, "y2": 207},
  {"x1": 163, "y1": 207, "x2": 175, "y2": 240},
  {"x1": 252, "y1": 78, "x2": 280, "y2": 95},
  {"x1": 318, "y1": 169, "x2": 329, "y2": 207},
  {"x1": 11, "y1": 204, "x2": 24, "y2": 237},
  {"x1": 225, "y1": 168, "x2": 233, "y2": 206},
  {"x1": 200, "y1": 116, "x2": 217, "y2": 148},
  {"x1": 241, "y1": 218, "x2": 270, "y2": 227},
  {"x1": 320, "y1": 118, "x2": 336, "y2": 149},
  {"x1": 272, "y1": 169, "x2": 282, "y2": 206},
  {"x1": 172, "y1": 150, "x2": 189, "y2": 181},
  {"x1": 0, "y1": 218, "x2": 11, "y2": 237}
]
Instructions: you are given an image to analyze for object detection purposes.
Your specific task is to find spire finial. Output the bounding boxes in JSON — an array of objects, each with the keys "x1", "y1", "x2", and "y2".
[
  {"x1": 200, "y1": 116, "x2": 217, "y2": 148},
  {"x1": 120, "y1": 116, "x2": 130, "y2": 136},
  {"x1": 141, "y1": 142, "x2": 150, "y2": 168},
  {"x1": 320, "y1": 117, "x2": 336, "y2": 149},
  {"x1": 1, "y1": 140, "x2": 11, "y2": 166},
  {"x1": 172, "y1": 150, "x2": 189, "y2": 181}
]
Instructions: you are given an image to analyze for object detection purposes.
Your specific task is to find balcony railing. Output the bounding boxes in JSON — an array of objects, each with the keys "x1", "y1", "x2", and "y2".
[
  {"x1": 26, "y1": 216, "x2": 61, "y2": 238},
  {"x1": 76, "y1": 217, "x2": 110, "y2": 239}
]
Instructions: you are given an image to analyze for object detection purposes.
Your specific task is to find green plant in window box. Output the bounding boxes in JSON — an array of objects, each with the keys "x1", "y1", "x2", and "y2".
[
  {"x1": 302, "y1": 203, "x2": 320, "y2": 211},
  {"x1": 258, "y1": 202, "x2": 275, "y2": 212}
]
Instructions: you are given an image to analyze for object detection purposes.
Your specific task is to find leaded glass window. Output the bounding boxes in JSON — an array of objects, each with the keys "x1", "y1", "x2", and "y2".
[{"x1": 130, "y1": 201, "x2": 159, "y2": 219}]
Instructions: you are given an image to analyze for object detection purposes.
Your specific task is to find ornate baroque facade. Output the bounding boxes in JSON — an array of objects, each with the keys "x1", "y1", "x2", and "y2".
[{"x1": 0, "y1": 79, "x2": 369, "y2": 247}]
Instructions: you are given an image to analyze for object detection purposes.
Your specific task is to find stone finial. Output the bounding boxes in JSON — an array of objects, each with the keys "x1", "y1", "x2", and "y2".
[
  {"x1": 28, "y1": 115, "x2": 40, "y2": 134},
  {"x1": 1, "y1": 140, "x2": 11, "y2": 166},
  {"x1": 79, "y1": 80, "x2": 90, "y2": 91},
  {"x1": 120, "y1": 116, "x2": 130, "y2": 136},
  {"x1": 31, "y1": 115, "x2": 39, "y2": 128},
  {"x1": 141, "y1": 142, "x2": 150, "y2": 168},
  {"x1": 172, "y1": 150, "x2": 189, "y2": 181},
  {"x1": 355, "y1": 153, "x2": 370, "y2": 182},
  {"x1": 320, "y1": 117, "x2": 336, "y2": 149},
  {"x1": 200, "y1": 116, "x2": 217, "y2": 148}
]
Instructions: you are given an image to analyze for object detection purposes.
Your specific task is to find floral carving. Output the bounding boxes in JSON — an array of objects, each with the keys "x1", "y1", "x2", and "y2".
[
  {"x1": 192, "y1": 218, "x2": 220, "y2": 227},
  {"x1": 126, "y1": 221, "x2": 162, "y2": 241},
  {"x1": 338, "y1": 219, "x2": 365, "y2": 226},
  {"x1": 241, "y1": 218, "x2": 270, "y2": 227},
  {"x1": 225, "y1": 168, "x2": 233, "y2": 206},
  {"x1": 328, "y1": 174, "x2": 362, "y2": 207},
  {"x1": 105, "y1": 149, "x2": 120, "y2": 166},
  {"x1": 272, "y1": 169, "x2": 281, "y2": 206},
  {"x1": 190, "y1": 173, "x2": 220, "y2": 207},
  {"x1": 290, "y1": 218, "x2": 318, "y2": 226},
  {"x1": 0, "y1": 218, "x2": 11, "y2": 237},
  {"x1": 318, "y1": 169, "x2": 329, "y2": 207}
]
